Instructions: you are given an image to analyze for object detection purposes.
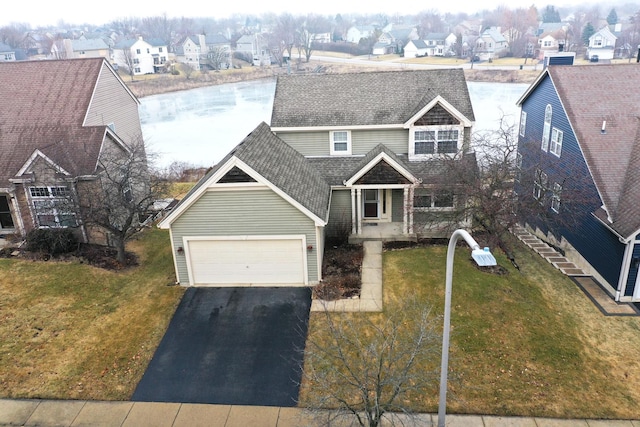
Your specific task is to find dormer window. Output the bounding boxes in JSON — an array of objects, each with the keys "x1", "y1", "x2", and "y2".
[
  {"x1": 330, "y1": 130, "x2": 352, "y2": 155},
  {"x1": 410, "y1": 127, "x2": 459, "y2": 159}
]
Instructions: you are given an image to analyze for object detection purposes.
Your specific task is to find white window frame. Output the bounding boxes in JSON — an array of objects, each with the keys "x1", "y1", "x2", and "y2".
[
  {"x1": 410, "y1": 125, "x2": 461, "y2": 160},
  {"x1": 29, "y1": 185, "x2": 77, "y2": 228},
  {"x1": 550, "y1": 127, "x2": 563, "y2": 157},
  {"x1": 533, "y1": 169, "x2": 547, "y2": 201},
  {"x1": 330, "y1": 130, "x2": 352, "y2": 155},
  {"x1": 413, "y1": 189, "x2": 455, "y2": 211},
  {"x1": 551, "y1": 182, "x2": 562, "y2": 213},
  {"x1": 519, "y1": 111, "x2": 527, "y2": 137},
  {"x1": 542, "y1": 104, "x2": 552, "y2": 152}
]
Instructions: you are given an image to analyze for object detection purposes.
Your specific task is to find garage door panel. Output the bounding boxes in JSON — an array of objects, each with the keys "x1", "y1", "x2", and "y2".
[{"x1": 187, "y1": 238, "x2": 305, "y2": 285}]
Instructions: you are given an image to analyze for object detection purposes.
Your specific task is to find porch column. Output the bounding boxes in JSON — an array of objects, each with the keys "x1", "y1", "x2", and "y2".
[
  {"x1": 356, "y1": 188, "x2": 362, "y2": 235},
  {"x1": 350, "y1": 188, "x2": 357, "y2": 234},
  {"x1": 403, "y1": 188, "x2": 408, "y2": 234},
  {"x1": 409, "y1": 186, "x2": 415, "y2": 234}
]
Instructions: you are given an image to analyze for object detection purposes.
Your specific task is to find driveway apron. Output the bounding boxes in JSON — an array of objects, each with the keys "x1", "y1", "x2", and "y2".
[{"x1": 132, "y1": 287, "x2": 312, "y2": 406}]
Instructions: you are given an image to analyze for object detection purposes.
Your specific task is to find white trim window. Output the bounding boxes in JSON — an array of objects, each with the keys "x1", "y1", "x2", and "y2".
[
  {"x1": 515, "y1": 152, "x2": 522, "y2": 182},
  {"x1": 542, "y1": 104, "x2": 552, "y2": 152},
  {"x1": 413, "y1": 189, "x2": 455, "y2": 210},
  {"x1": 410, "y1": 127, "x2": 460, "y2": 159},
  {"x1": 330, "y1": 130, "x2": 352, "y2": 155},
  {"x1": 551, "y1": 182, "x2": 562, "y2": 213},
  {"x1": 29, "y1": 186, "x2": 77, "y2": 228},
  {"x1": 519, "y1": 111, "x2": 527, "y2": 137},
  {"x1": 550, "y1": 128, "x2": 563, "y2": 157},
  {"x1": 533, "y1": 169, "x2": 547, "y2": 201}
]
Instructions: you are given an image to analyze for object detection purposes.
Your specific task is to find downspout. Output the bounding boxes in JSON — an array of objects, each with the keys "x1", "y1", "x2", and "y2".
[{"x1": 616, "y1": 242, "x2": 633, "y2": 301}]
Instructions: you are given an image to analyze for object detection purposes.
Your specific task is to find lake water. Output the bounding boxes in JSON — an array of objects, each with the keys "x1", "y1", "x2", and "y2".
[{"x1": 140, "y1": 79, "x2": 529, "y2": 168}]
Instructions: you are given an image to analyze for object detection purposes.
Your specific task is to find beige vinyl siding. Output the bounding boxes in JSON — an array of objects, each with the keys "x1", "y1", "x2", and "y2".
[
  {"x1": 170, "y1": 189, "x2": 319, "y2": 284},
  {"x1": 84, "y1": 64, "x2": 142, "y2": 145},
  {"x1": 326, "y1": 189, "x2": 352, "y2": 241},
  {"x1": 276, "y1": 129, "x2": 408, "y2": 157},
  {"x1": 352, "y1": 129, "x2": 407, "y2": 155}
]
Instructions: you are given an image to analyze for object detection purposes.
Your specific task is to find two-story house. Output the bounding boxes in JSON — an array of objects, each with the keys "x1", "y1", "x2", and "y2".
[
  {"x1": 476, "y1": 27, "x2": 509, "y2": 60},
  {"x1": 587, "y1": 25, "x2": 618, "y2": 61},
  {"x1": 346, "y1": 25, "x2": 377, "y2": 44},
  {"x1": 515, "y1": 64, "x2": 640, "y2": 302},
  {"x1": 0, "y1": 58, "x2": 145, "y2": 246},
  {"x1": 158, "y1": 69, "x2": 476, "y2": 287},
  {"x1": 176, "y1": 34, "x2": 231, "y2": 71},
  {"x1": 113, "y1": 37, "x2": 168, "y2": 75},
  {"x1": 424, "y1": 33, "x2": 457, "y2": 56},
  {"x1": 235, "y1": 34, "x2": 271, "y2": 66}
]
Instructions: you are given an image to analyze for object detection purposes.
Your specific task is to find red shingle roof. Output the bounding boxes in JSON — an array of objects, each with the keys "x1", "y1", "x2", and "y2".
[
  {"x1": 548, "y1": 64, "x2": 640, "y2": 239},
  {"x1": 0, "y1": 58, "x2": 108, "y2": 187}
]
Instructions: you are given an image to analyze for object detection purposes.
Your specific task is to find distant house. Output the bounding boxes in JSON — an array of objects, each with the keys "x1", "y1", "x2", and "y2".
[
  {"x1": 476, "y1": 27, "x2": 509, "y2": 60},
  {"x1": 113, "y1": 37, "x2": 168, "y2": 75},
  {"x1": 346, "y1": 25, "x2": 376, "y2": 43},
  {"x1": 516, "y1": 64, "x2": 640, "y2": 302},
  {"x1": 235, "y1": 34, "x2": 270, "y2": 66},
  {"x1": 587, "y1": 25, "x2": 618, "y2": 60},
  {"x1": 404, "y1": 39, "x2": 428, "y2": 57},
  {"x1": 536, "y1": 30, "x2": 567, "y2": 59},
  {"x1": 176, "y1": 34, "x2": 231, "y2": 71},
  {"x1": 0, "y1": 58, "x2": 145, "y2": 245},
  {"x1": 374, "y1": 26, "x2": 419, "y2": 54},
  {"x1": 62, "y1": 38, "x2": 111, "y2": 60},
  {"x1": 424, "y1": 33, "x2": 457, "y2": 56},
  {"x1": 0, "y1": 43, "x2": 16, "y2": 61}
]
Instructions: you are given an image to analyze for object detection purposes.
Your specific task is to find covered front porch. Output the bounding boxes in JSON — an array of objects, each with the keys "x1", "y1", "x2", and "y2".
[{"x1": 347, "y1": 186, "x2": 417, "y2": 243}]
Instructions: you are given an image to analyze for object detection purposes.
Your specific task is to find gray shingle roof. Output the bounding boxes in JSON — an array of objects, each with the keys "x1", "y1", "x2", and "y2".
[
  {"x1": 547, "y1": 64, "x2": 640, "y2": 238},
  {"x1": 178, "y1": 122, "x2": 331, "y2": 222},
  {"x1": 271, "y1": 69, "x2": 474, "y2": 128}
]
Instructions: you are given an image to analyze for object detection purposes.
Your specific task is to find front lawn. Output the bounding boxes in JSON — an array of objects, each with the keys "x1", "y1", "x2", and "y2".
[
  {"x1": 301, "y1": 238, "x2": 640, "y2": 419},
  {"x1": 0, "y1": 228, "x2": 185, "y2": 400}
]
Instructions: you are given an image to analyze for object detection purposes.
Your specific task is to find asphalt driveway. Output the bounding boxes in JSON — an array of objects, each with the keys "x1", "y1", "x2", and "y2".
[{"x1": 132, "y1": 287, "x2": 312, "y2": 406}]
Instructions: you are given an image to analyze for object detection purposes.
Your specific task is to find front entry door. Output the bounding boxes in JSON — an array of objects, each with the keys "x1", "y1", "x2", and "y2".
[{"x1": 363, "y1": 189, "x2": 379, "y2": 218}]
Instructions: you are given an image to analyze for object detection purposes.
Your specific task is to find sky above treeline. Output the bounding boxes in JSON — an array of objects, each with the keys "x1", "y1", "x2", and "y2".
[{"x1": 3, "y1": 0, "x2": 605, "y2": 28}]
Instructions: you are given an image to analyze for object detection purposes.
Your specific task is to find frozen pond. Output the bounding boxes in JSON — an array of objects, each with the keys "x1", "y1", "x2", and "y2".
[{"x1": 140, "y1": 79, "x2": 529, "y2": 168}]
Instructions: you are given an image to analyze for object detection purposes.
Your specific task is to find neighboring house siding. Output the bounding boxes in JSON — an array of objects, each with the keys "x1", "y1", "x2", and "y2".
[
  {"x1": 626, "y1": 243, "x2": 640, "y2": 296},
  {"x1": 519, "y1": 75, "x2": 624, "y2": 290},
  {"x1": 170, "y1": 189, "x2": 319, "y2": 284},
  {"x1": 326, "y1": 189, "x2": 352, "y2": 240},
  {"x1": 277, "y1": 129, "x2": 408, "y2": 156},
  {"x1": 84, "y1": 65, "x2": 142, "y2": 143}
]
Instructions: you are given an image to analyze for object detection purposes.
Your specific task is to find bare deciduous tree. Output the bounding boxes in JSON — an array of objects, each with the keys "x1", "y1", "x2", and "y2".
[
  {"x1": 79, "y1": 138, "x2": 167, "y2": 264},
  {"x1": 300, "y1": 299, "x2": 440, "y2": 427}
]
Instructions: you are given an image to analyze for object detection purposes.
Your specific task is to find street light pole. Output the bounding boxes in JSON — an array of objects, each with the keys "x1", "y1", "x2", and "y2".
[{"x1": 438, "y1": 229, "x2": 496, "y2": 427}]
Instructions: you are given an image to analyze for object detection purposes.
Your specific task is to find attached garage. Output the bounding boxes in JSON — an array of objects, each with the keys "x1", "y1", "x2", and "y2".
[{"x1": 185, "y1": 236, "x2": 307, "y2": 286}]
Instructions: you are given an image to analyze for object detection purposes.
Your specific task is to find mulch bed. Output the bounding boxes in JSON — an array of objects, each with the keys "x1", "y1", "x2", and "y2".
[
  {"x1": 313, "y1": 243, "x2": 364, "y2": 301},
  {"x1": 0, "y1": 244, "x2": 138, "y2": 271}
]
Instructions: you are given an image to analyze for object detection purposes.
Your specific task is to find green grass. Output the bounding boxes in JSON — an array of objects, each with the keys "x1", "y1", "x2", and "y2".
[
  {"x1": 302, "y1": 239, "x2": 640, "y2": 419},
  {"x1": 0, "y1": 228, "x2": 184, "y2": 400}
]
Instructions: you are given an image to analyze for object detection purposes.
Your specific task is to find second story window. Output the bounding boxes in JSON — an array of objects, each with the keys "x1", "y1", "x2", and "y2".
[
  {"x1": 330, "y1": 131, "x2": 351, "y2": 155},
  {"x1": 550, "y1": 128, "x2": 563, "y2": 157},
  {"x1": 411, "y1": 128, "x2": 459, "y2": 158},
  {"x1": 542, "y1": 104, "x2": 552, "y2": 152},
  {"x1": 519, "y1": 111, "x2": 527, "y2": 137},
  {"x1": 136, "y1": 48, "x2": 141, "y2": 54}
]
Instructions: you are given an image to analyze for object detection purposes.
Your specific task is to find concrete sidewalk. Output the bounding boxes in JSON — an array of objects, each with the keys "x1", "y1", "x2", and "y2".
[
  {"x1": 311, "y1": 240, "x2": 383, "y2": 313},
  {"x1": 1, "y1": 399, "x2": 639, "y2": 426}
]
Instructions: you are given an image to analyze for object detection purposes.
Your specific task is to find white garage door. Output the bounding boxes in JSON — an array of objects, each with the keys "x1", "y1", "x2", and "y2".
[{"x1": 187, "y1": 237, "x2": 306, "y2": 285}]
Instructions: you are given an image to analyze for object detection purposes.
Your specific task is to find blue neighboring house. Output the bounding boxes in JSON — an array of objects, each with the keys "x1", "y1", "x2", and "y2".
[{"x1": 516, "y1": 64, "x2": 640, "y2": 302}]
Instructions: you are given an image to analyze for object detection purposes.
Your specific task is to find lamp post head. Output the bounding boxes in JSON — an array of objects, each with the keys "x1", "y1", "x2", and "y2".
[{"x1": 471, "y1": 247, "x2": 497, "y2": 267}]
